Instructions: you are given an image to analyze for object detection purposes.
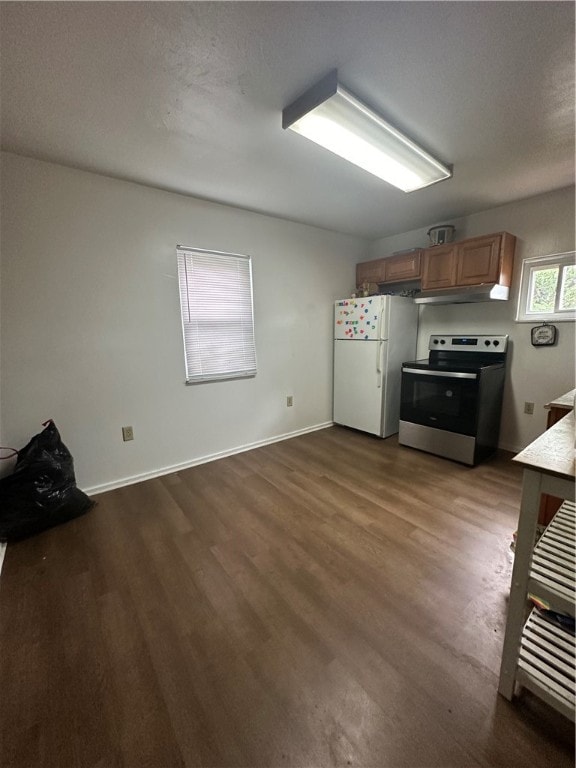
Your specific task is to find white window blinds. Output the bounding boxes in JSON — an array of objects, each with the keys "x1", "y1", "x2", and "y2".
[{"x1": 177, "y1": 246, "x2": 257, "y2": 383}]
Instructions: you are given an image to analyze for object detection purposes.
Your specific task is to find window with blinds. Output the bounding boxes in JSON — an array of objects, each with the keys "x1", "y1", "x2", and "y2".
[{"x1": 177, "y1": 246, "x2": 257, "y2": 383}]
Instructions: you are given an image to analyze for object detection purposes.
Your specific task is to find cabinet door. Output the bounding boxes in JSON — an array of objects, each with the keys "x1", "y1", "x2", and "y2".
[
  {"x1": 384, "y1": 251, "x2": 421, "y2": 283},
  {"x1": 455, "y1": 234, "x2": 501, "y2": 285},
  {"x1": 421, "y1": 246, "x2": 457, "y2": 290},
  {"x1": 356, "y1": 259, "x2": 386, "y2": 287}
]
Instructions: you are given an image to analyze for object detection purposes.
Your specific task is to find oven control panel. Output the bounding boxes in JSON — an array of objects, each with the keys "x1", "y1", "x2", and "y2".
[{"x1": 428, "y1": 335, "x2": 508, "y2": 352}]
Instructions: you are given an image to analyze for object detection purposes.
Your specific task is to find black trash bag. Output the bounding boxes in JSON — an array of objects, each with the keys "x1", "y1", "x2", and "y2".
[{"x1": 0, "y1": 421, "x2": 94, "y2": 542}]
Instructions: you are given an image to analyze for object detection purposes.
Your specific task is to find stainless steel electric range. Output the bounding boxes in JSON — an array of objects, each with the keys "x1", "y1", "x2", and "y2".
[{"x1": 399, "y1": 334, "x2": 509, "y2": 465}]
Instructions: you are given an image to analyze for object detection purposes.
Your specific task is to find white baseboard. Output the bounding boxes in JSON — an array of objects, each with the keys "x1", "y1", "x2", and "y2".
[{"x1": 85, "y1": 421, "x2": 334, "y2": 496}]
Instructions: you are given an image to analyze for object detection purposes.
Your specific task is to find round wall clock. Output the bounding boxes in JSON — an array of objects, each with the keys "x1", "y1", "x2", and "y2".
[{"x1": 531, "y1": 323, "x2": 557, "y2": 346}]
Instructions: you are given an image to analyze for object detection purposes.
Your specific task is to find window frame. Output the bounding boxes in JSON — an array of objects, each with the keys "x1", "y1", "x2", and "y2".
[
  {"x1": 516, "y1": 251, "x2": 576, "y2": 323},
  {"x1": 176, "y1": 245, "x2": 257, "y2": 384}
]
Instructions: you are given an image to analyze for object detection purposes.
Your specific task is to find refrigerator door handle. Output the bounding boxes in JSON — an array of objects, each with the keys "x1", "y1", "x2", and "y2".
[
  {"x1": 376, "y1": 341, "x2": 383, "y2": 387},
  {"x1": 377, "y1": 301, "x2": 385, "y2": 340}
]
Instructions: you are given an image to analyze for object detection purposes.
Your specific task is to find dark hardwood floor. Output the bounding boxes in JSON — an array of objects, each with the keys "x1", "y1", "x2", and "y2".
[{"x1": 1, "y1": 427, "x2": 574, "y2": 768}]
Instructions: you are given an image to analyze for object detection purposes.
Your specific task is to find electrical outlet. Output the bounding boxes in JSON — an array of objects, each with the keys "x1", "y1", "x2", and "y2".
[
  {"x1": 524, "y1": 402, "x2": 534, "y2": 415},
  {"x1": 286, "y1": 395, "x2": 293, "y2": 407},
  {"x1": 122, "y1": 425, "x2": 134, "y2": 441}
]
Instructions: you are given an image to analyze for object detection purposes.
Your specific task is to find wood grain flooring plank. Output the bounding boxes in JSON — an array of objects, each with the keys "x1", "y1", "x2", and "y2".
[
  {"x1": 248, "y1": 542, "x2": 483, "y2": 767},
  {"x1": 1, "y1": 427, "x2": 574, "y2": 767}
]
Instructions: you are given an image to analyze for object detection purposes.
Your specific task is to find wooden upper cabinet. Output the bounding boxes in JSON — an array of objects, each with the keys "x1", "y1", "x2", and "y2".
[
  {"x1": 356, "y1": 250, "x2": 421, "y2": 288},
  {"x1": 421, "y1": 232, "x2": 516, "y2": 291},
  {"x1": 357, "y1": 232, "x2": 515, "y2": 294},
  {"x1": 384, "y1": 250, "x2": 422, "y2": 283},
  {"x1": 356, "y1": 258, "x2": 386, "y2": 288},
  {"x1": 455, "y1": 234, "x2": 502, "y2": 286},
  {"x1": 421, "y1": 245, "x2": 457, "y2": 290}
]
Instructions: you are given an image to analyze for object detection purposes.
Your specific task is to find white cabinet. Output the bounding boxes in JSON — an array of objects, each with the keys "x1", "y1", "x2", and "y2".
[{"x1": 498, "y1": 409, "x2": 575, "y2": 720}]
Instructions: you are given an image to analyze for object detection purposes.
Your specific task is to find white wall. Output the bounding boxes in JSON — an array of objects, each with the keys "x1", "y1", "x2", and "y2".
[
  {"x1": 0, "y1": 153, "x2": 366, "y2": 491},
  {"x1": 2, "y1": 154, "x2": 573, "y2": 496},
  {"x1": 366, "y1": 187, "x2": 576, "y2": 452}
]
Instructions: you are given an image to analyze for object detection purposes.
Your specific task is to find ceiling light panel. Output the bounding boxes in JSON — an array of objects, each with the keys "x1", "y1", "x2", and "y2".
[{"x1": 283, "y1": 71, "x2": 452, "y2": 193}]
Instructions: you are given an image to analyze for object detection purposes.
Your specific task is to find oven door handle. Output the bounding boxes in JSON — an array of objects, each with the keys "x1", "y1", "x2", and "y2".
[{"x1": 402, "y1": 367, "x2": 478, "y2": 380}]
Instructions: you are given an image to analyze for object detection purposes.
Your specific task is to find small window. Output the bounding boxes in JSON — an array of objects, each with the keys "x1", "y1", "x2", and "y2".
[
  {"x1": 177, "y1": 246, "x2": 256, "y2": 383},
  {"x1": 516, "y1": 251, "x2": 576, "y2": 322}
]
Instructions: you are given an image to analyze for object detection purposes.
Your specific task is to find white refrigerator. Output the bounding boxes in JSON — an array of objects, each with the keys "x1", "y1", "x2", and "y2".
[{"x1": 333, "y1": 295, "x2": 418, "y2": 437}]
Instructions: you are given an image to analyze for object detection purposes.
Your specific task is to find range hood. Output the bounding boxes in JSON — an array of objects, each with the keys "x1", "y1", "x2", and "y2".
[{"x1": 415, "y1": 283, "x2": 509, "y2": 305}]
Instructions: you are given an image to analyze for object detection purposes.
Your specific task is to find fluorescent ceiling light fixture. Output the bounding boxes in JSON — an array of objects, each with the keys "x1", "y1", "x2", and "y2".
[{"x1": 282, "y1": 70, "x2": 452, "y2": 192}]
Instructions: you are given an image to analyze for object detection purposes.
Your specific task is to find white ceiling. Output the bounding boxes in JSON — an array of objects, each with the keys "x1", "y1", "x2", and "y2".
[{"x1": 1, "y1": 2, "x2": 574, "y2": 239}]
